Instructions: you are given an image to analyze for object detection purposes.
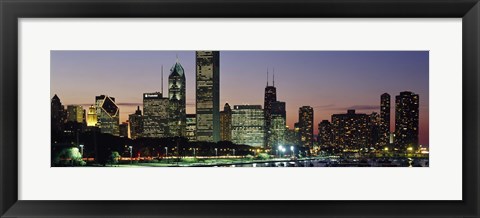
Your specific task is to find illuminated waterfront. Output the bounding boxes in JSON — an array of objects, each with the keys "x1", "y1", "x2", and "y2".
[
  {"x1": 70, "y1": 154, "x2": 429, "y2": 167},
  {"x1": 51, "y1": 51, "x2": 429, "y2": 167}
]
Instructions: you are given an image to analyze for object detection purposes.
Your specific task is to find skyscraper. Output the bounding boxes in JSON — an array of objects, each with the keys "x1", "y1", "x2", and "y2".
[
  {"x1": 168, "y1": 60, "x2": 186, "y2": 137},
  {"x1": 195, "y1": 51, "x2": 220, "y2": 142},
  {"x1": 379, "y1": 93, "x2": 391, "y2": 146},
  {"x1": 263, "y1": 69, "x2": 277, "y2": 148},
  {"x1": 318, "y1": 120, "x2": 333, "y2": 147},
  {"x1": 128, "y1": 106, "x2": 143, "y2": 139},
  {"x1": 86, "y1": 105, "x2": 98, "y2": 127},
  {"x1": 186, "y1": 114, "x2": 197, "y2": 142},
  {"x1": 143, "y1": 92, "x2": 169, "y2": 138},
  {"x1": 395, "y1": 91, "x2": 419, "y2": 151},
  {"x1": 51, "y1": 94, "x2": 65, "y2": 133},
  {"x1": 66, "y1": 105, "x2": 84, "y2": 123},
  {"x1": 298, "y1": 106, "x2": 314, "y2": 148},
  {"x1": 285, "y1": 127, "x2": 299, "y2": 147},
  {"x1": 368, "y1": 112, "x2": 381, "y2": 148},
  {"x1": 95, "y1": 95, "x2": 120, "y2": 136},
  {"x1": 331, "y1": 110, "x2": 369, "y2": 150},
  {"x1": 231, "y1": 105, "x2": 265, "y2": 147},
  {"x1": 270, "y1": 101, "x2": 286, "y2": 149},
  {"x1": 220, "y1": 103, "x2": 232, "y2": 141}
]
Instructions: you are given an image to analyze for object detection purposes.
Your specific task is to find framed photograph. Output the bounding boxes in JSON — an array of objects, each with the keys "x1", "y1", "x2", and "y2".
[{"x1": 1, "y1": 0, "x2": 479, "y2": 217}]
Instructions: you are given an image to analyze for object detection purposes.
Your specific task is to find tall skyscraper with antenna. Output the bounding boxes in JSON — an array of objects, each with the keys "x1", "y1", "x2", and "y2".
[
  {"x1": 168, "y1": 57, "x2": 187, "y2": 137},
  {"x1": 142, "y1": 65, "x2": 169, "y2": 138},
  {"x1": 264, "y1": 68, "x2": 277, "y2": 148}
]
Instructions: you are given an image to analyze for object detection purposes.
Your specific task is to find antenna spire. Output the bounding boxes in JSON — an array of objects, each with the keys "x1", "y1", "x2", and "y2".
[
  {"x1": 161, "y1": 65, "x2": 164, "y2": 95},
  {"x1": 273, "y1": 68, "x2": 275, "y2": 87},
  {"x1": 267, "y1": 67, "x2": 269, "y2": 86},
  {"x1": 176, "y1": 54, "x2": 179, "y2": 63}
]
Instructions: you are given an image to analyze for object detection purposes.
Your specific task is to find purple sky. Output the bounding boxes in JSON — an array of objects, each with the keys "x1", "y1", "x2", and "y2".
[{"x1": 51, "y1": 51, "x2": 429, "y2": 146}]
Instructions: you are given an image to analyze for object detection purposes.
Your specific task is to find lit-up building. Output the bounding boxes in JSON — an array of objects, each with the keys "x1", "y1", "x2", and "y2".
[
  {"x1": 379, "y1": 93, "x2": 391, "y2": 146},
  {"x1": 285, "y1": 127, "x2": 299, "y2": 146},
  {"x1": 298, "y1": 106, "x2": 314, "y2": 148},
  {"x1": 186, "y1": 114, "x2": 197, "y2": 142},
  {"x1": 263, "y1": 69, "x2": 277, "y2": 148},
  {"x1": 128, "y1": 106, "x2": 143, "y2": 139},
  {"x1": 51, "y1": 94, "x2": 65, "y2": 133},
  {"x1": 331, "y1": 109, "x2": 369, "y2": 150},
  {"x1": 395, "y1": 91, "x2": 419, "y2": 151},
  {"x1": 318, "y1": 120, "x2": 333, "y2": 147},
  {"x1": 196, "y1": 51, "x2": 220, "y2": 142},
  {"x1": 86, "y1": 105, "x2": 98, "y2": 127},
  {"x1": 143, "y1": 92, "x2": 169, "y2": 138},
  {"x1": 368, "y1": 112, "x2": 381, "y2": 148},
  {"x1": 293, "y1": 122, "x2": 301, "y2": 146},
  {"x1": 220, "y1": 103, "x2": 232, "y2": 141},
  {"x1": 66, "y1": 105, "x2": 84, "y2": 123},
  {"x1": 168, "y1": 60, "x2": 186, "y2": 137},
  {"x1": 95, "y1": 95, "x2": 120, "y2": 136},
  {"x1": 270, "y1": 101, "x2": 286, "y2": 149},
  {"x1": 231, "y1": 105, "x2": 265, "y2": 147}
]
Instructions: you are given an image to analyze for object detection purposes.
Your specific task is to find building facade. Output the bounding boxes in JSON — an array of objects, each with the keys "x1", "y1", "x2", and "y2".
[
  {"x1": 270, "y1": 101, "x2": 286, "y2": 149},
  {"x1": 298, "y1": 106, "x2": 314, "y2": 148},
  {"x1": 379, "y1": 93, "x2": 391, "y2": 146},
  {"x1": 143, "y1": 92, "x2": 169, "y2": 138},
  {"x1": 119, "y1": 122, "x2": 130, "y2": 138},
  {"x1": 128, "y1": 106, "x2": 143, "y2": 139},
  {"x1": 195, "y1": 51, "x2": 220, "y2": 142},
  {"x1": 331, "y1": 109, "x2": 369, "y2": 150},
  {"x1": 86, "y1": 105, "x2": 98, "y2": 127},
  {"x1": 395, "y1": 91, "x2": 419, "y2": 150},
  {"x1": 263, "y1": 71, "x2": 277, "y2": 148},
  {"x1": 220, "y1": 103, "x2": 232, "y2": 141},
  {"x1": 51, "y1": 94, "x2": 65, "y2": 133},
  {"x1": 231, "y1": 105, "x2": 265, "y2": 147},
  {"x1": 186, "y1": 114, "x2": 197, "y2": 142},
  {"x1": 168, "y1": 60, "x2": 187, "y2": 137},
  {"x1": 318, "y1": 120, "x2": 333, "y2": 147},
  {"x1": 285, "y1": 127, "x2": 299, "y2": 147},
  {"x1": 368, "y1": 112, "x2": 381, "y2": 148},
  {"x1": 66, "y1": 105, "x2": 84, "y2": 123},
  {"x1": 95, "y1": 95, "x2": 120, "y2": 136}
]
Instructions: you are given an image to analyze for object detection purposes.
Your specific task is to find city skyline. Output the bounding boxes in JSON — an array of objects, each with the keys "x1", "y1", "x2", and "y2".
[{"x1": 51, "y1": 50, "x2": 429, "y2": 146}]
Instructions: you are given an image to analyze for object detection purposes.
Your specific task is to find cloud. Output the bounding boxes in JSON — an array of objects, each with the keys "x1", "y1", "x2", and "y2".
[
  {"x1": 342, "y1": 105, "x2": 378, "y2": 111},
  {"x1": 116, "y1": 102, "x2": 142, "y2": 106},
  {"x1": 77, "y1": 102, "x2": 142, "y2": 107},
  {"x1": 313, "y1": 104, "x2": 335, "y2": 109},
  {"x1": 78, "y1": 103, "x2": 94, "y2": 107},
  {"x1": 314, "y1": 104, "x2": 379, "y2": 112}
]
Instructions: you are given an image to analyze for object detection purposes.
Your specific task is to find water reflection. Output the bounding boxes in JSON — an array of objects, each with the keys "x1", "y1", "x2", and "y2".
[{"x1": 221, "y1": 158, "x2": 429, "y2": 167}]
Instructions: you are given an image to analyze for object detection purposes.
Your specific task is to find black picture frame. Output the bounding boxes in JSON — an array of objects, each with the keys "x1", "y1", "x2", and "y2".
[{"x1": 1, "y1": 0, "x2": 479, "y2": 217}]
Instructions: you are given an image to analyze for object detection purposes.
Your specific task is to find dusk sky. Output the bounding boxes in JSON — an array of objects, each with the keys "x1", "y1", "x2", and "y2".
[{"x1": 51, "y1": 51, "x2": 429, "y2": 146}]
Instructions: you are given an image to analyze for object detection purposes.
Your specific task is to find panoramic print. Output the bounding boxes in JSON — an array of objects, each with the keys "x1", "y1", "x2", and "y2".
[{"x1": 51, "y1": 51, "x2": 429, "y2": 167}]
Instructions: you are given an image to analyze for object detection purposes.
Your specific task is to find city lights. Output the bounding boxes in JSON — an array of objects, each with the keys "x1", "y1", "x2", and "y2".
[{"x1": 51, "y1": 51, "x2": 428, "y2": 167}]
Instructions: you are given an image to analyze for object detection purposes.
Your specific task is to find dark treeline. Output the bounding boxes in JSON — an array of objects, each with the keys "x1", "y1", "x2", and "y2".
[{"x1": 52, "y1": 127, "x2": 255, "y2": 166}]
